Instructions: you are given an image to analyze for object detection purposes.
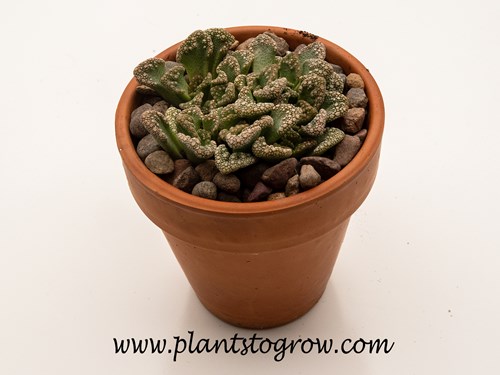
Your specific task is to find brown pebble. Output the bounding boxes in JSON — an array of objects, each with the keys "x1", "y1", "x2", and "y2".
[
  {"x1": 347, "y1": 88, "x2": 368, "y2": 108},
  {"x1": 355, "y1": 129, "x2": 368, "y2": 143},
  {"x1": 346, "y1": 73, "x2": 364, "y2": 89},
  {"x1": 299, "y1": 156, "x2": 341, "y2": 180},
  {"x1": 144, "y1": 150, "x2": 174, "y2": 174},
  {"x1": 247, "y1": 182, "x2": 272, "y2": 202},
  {"x1": 333, "y1": 135, "x2": 362, "y2": 167},
  {"x1": 195, "y1": 160, "x2": 219, "y2": 182},
  {"x1": 285, "y1": 175, "x2": 300, "y2": 197},
  {"x1": 261, "y1": 158, "x2": 298, "y2": 190},
  {"x1": 165, "y1": 159, "x2": 192, "y2": 184},
  {"x1": 136, "y1": 134, "x2": 162, "y2": 160},
  {"x1": 130, "y1": 103, "x2": 152, "y2": 138},
  {"x1": 172, "y1": 166, "x2": 200, "y2": 192},
  {"x1": 217, "y1": 192, "x2": 242, "y2": 203},
  {"x1": 299, "y1": 165, "x2": 321, "y2": 190},
  {"x1": 341, "y1": 107, "x2": 366, "y2": 134},
  {"x1": 213, "y1": 172, "x2": 241, "y2": 194}
]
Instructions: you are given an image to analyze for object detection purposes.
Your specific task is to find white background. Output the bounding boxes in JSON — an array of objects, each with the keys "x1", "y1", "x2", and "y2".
[{"x1": 2, "y1": 0, "x2": 499, "y2": 373}]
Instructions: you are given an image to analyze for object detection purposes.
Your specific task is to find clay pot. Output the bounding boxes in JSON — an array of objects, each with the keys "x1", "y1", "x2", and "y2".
[{"x1": 115, "y1": 26, "x2": 384, "y2": 329}]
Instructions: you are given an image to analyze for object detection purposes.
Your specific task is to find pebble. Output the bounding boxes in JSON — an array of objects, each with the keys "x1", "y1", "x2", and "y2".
[
  {"x1": 299, "y1": 156, "x2": 341, "y2": 180},
  {"x1": 267, "y1": 192, "x2": 287, "y2": 201},
  {"x1": 341, "y1": 108, "x2": 366, "y2": 134},
  {"x1": 333, "y1": 135, "x2": 362, "y2": 167},
  {"x1": 165, "y1": 159, "x2": 192, "y2": 184},
  {"x1": 191, "y1": 181, "x2": 217, "y2": 200},
  {"x1": 346, "y1": 73, "x2": 364, "y2": 89},
  {"x1": 152, "y1": 100, "x2": 170, "y2": 113},
  {"x1": 285, "y1": 175, "x2": 300, "y2": 196},
  {"x1": 299, "y1": 165, "x2": 321, "y2": 190},
  {"x1": 217, "y1": 192, "x2": 242, "y2": 203},
  {"x1": 330, "y1": 64, "x2": 344, "y2": 74},
  {"x1": 346, "y1": 88, "x2": 368, "y2": 108},
  {"x1": 236, "y1": 37, "x2": 254, "y2": 50},
  {"x1": 144, "y1": 150, "x2": 174, "y2": 174},
  {"x1": 261, "y1": 158, "x2": 298, "y2": 190},
  {"x1": 130, "y1": 103, "x2": 152, "y2": 138},
  {"x1": 172, "y1": 166, "x2": 200, "y2": 192},
  {"x1": 355, "y1": 129, "x2": 368, "y2": 143},
  {"x1": 213, "y1": 172, "x2": 241, "y2": 194},
  {"x1": 247, "y1": 182, "x2": 273, "y2": 202},
  {"x1": 195, "y1": 160, "x2": 219, "y2": 181},
  {"x1": 237, "y1": 162, "x2": 270, "y2": 189},
  {"x1": 136, "y1": 134, "x2": 162, "y2": 160}
]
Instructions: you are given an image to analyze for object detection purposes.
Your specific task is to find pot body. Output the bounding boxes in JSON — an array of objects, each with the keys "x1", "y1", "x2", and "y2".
[{"x1": 116, "y1": 26, "x2": 384, "y2": 328}]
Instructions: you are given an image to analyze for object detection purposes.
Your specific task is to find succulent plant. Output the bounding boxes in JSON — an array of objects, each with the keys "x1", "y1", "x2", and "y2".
[{"x1": 134, "y1": 28, "x2": 349, "y2": 174}]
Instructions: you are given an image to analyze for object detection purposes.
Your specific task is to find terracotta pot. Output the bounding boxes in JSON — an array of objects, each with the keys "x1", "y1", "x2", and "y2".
[{"x1": 115, "y1": 26, "x2": 384, "y2": 329}]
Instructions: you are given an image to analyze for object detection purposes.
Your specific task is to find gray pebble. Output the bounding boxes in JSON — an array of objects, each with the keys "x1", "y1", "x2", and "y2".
[
  {"x1": 144, "y1": 150, "x2": 174, "y2": 174},
  {"x1": 261, "y1": 158, "x2": 298, "y2": 190},
  {"x1": 172, "y1": 166, "x2": 200, "y2": 192},
  {"x1": 333, "y1": 135, "x2": 362, "y2": 167},
  {"x1": 285, "y1": 174, "x2": 300, "y2": 197},
  {"x1": 213, "y1": 172, "x2": 241, "y2": 194},
  {"x1": 341, "y1": 107, "x2": 366, "y2": 134},
  {"x1": 136, "y1": 134, "x2": 162, "y2": 160},
  {"x1": 130, "y1": 103, "x2": 152, "y2": 138},
  {"x1": 247, "y1": 182, "x2": 273, "y2": 202},
  {"x1": 192, "y1": 181, "x2": 217, "y2": 200},
  {"x1": 299, "y1": 165, "x2": 321, "y2": 190},
  {"x1": 347, "y1": 88, "x2": 368, "y2": 108},
  {"x1": 195, "y1": 160, "x2": 219, "y2": 182},
  {"x1": 299, "y1": 156, "x2": 341, "y2": 180},
  {"x1": 346, "y1": 73, "x2": 365, "y2": 89}
]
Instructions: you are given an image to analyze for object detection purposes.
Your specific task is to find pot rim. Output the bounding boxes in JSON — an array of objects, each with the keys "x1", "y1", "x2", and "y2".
[{"x1": 115, "y1": 25, "x2": 385, "y2": 215}]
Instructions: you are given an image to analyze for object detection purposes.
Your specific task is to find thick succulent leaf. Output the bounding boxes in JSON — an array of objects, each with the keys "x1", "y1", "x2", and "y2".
[
  {"x1": 211, "y1": 82, "x2": 236, "y2": 107},
  {"x1": 230, "y1": 50, "x2": 254, "y2": 75},
  {"x1": 292, "y1": 139, "x2": 318, "y2": 157},
  {"x1": 177, "y1": 133, "x2": 216, "y2": 162},
  {"x1": 176, "y1": 107, "x2": 203, "y2": 136},
  {"x1": 300, "y1": 108, "x2": 327, "y2": 137},
  {"x1": 251, "y1": 137, "x2": 293, "y2": 161},
  {"x1": 296, "y1": 41, "x2": 326, "y2": 66},
  {"x1": 134, "y1": 58, "x2": 190, "y2": 106},
  {"x1": 206, "y1": 28, "x2": 236, "y2": 77},
  {"x1": 321, "y1": 90, "x2": 349, "y2": 121},
  {"x1": 311, "y1": 127, "x2": 345, "y2": 156},
  {"x1": 141, "y1": 110, "x2": 184, "y2": 159},
  {"x1": 216, "y1": 55, "x2": 240, "y2": 82},
  {"x1": 179, "y1": 91, "x2": 204, "y2": 110},
  {"x1": 215, "y1": 144, "x2": 257, "y2": 174},
  {"x1": 279, "y1": 53, "x2": 300, "y2": 86},
  {"x1": 253, "y1": 77, "x2": 289, "y2": 102},
  {"x1": 267, "y1": 104, "x2": 302, "y2": 143},
  {"x1": 158, "y1": 65, "x2": 191, "y2": 106},
  {"x1": 225, "y1": 124, "x2": 262, "y2": 151},
  {"x1": 248, "y1": 33, "x2": 278, "y2": 74},
  {"x1": 258, "y1": 64, "x2": 279, "y2": 87},
  {"x1": 297, "y1": 73, "x2": 326, "y2": 109},
  {"x1": 176, "y1": 30, "x2": 213, "y2": 82}
]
